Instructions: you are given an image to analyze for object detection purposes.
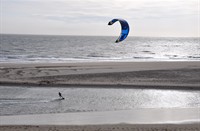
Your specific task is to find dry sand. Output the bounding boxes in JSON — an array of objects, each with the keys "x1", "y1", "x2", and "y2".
[
  {"x1": 1, "y1": 124, "x2": 200, "y2": 131},
  {"x1": 0, "y1": 61, "x2": 200, "y2": 89}
]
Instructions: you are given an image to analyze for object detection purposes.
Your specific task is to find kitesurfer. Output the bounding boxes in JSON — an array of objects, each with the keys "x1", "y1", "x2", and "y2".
[{"x1": 58, "y1": 92, "x2": 64, "y2": 99}]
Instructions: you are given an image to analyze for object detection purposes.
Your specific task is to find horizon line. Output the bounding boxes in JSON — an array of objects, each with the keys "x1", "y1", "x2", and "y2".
[{"x1": 0, "y1": 33, "x2": 199, "y2": 38}]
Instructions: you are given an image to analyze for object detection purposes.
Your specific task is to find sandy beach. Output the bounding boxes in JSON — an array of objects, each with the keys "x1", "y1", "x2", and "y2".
[
  {"x1": 0, "y1": 61, "x2": 200, "y2": 131},
  {"x1": 1, "y1": 108, "x2": 200, "y2": 131},
  {"x1": 1, "y1": 124, "x2": 199, "y2": 131},
  {"x1": 0, "y1": 61, "x2": 200, "y2": 89}
]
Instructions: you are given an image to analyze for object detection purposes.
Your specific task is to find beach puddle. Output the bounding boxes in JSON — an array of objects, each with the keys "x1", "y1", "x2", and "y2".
[{"x1": 0, "y1": 85, "x2": 199, "y2": 116}]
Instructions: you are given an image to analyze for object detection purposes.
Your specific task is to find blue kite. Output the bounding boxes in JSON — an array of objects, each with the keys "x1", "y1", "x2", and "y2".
[{"x1": 108, "y1": 18, "x2": 130, "y2": 43}]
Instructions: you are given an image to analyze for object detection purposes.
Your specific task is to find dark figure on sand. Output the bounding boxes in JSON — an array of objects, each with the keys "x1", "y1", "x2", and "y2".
[{"x1": 58, "y1": 92, "x2": 64, "y2": 100}]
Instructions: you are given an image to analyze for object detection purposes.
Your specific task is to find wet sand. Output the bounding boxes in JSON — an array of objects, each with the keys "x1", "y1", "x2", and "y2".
[
  {"x1": 0, "y1": 61, "x2": 200, "y2": 89},
  {"x1": 1, "y1": 108, "x2": 200, "y2": 131}
]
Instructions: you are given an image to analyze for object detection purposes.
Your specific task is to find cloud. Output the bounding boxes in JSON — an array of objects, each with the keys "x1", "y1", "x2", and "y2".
[
  {"x1": 1, "y1": 0, "x2": 199, "y2": 37},
  {"x1": 33, "y1": 13, "x2": 112, "y2": 23},
  {"x1": 3, "y1": 0, "x2": 197, "y2": 21}
]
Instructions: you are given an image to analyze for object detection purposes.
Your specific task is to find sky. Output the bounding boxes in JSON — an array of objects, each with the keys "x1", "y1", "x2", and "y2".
[{"x1": 1, "y1": 0, "x2": 199, "y2": 37}]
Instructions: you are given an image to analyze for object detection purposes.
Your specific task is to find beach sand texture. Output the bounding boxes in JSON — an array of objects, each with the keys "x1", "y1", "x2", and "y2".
[
  {"x1": 0, "y1": 61, "x2": 200, "y2": 88},
  {"x1": 1, "y1": 124, "x2": 200, "y2": 131}
]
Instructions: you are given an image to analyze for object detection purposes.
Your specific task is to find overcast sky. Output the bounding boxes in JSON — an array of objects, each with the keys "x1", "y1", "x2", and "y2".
[{"x1": 1, "y1": 0, "x2": 199, "y2": 37}]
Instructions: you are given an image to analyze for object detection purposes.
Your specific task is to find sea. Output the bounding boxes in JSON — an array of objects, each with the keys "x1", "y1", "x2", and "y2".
[{"x1": 0, "y1": 34, "x2": 200, "y2": 63}]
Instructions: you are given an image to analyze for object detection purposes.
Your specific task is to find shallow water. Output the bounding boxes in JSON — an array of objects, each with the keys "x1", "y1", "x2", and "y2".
[{"x1": 0, "y1": 86, "x2": 199, "y2": 116}]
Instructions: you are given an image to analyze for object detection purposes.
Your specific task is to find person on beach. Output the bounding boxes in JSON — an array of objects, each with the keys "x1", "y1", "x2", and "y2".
[{"x1": 58, "y1": 92, "x2": 64, "y2": 99}]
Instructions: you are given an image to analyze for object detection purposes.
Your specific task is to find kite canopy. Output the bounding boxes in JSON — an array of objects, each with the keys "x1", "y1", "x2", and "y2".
[{"x1": 108, "y1": 18, "x2": 129, "y2": 43}]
